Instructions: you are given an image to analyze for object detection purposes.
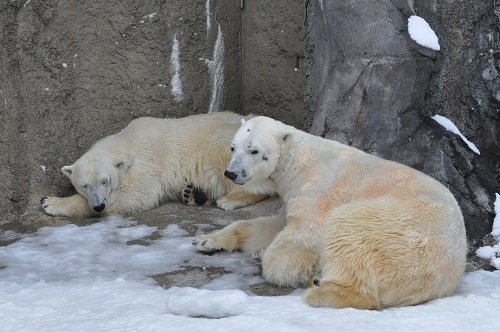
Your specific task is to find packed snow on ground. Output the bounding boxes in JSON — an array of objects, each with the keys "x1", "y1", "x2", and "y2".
[
  {"x1": 477, "y1": 193, "x2": 500, "y2": 269},
  {"x1": 1, "y1": 217, "x2": 500, "y2": 332},
  {"x1": 431, "y1": 114, "x2": 480, "y2": 154},
  {"x1": 408, "y1": 15, "x2": 440, "y2": 51},
  {"x1": 165, "y1": 287, "x2": 248, "y2": 318}
]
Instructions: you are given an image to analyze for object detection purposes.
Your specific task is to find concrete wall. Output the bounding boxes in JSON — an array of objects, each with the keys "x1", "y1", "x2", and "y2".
[
  {"x1": 241, "y1": 0, "x2": 306, "y2": 128},
  {"x1": 0, "y1": 0, "x2": 242, "y2": 222},
  {"x1": 0, "y1": 0, "x2": 306, "y2": 224}
]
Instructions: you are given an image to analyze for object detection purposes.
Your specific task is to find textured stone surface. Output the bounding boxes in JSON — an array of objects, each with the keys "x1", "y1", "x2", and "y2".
[
  {"x1": 241, "y1": 0, "x2": 306, "y2": 128},
  {"x1": 305, "y1": 0, "x2": 499, "y2": 262}
]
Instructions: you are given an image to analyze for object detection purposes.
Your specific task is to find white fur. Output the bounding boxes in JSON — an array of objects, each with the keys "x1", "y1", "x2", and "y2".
[
  {"x1": 42, "y1": 113, "x2": 275, "y2": 217},
  {"x1": 195, "y1": 116, "x2": 467, "y2": 309}
]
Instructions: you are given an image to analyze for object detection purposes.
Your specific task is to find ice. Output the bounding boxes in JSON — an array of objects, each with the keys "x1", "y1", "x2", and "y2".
[
  {"x1": 408, "y1": 15, "x2": 440, "y2": 51},
  {"x1": 165, "y1": 287, "x2": 248, "y2": 318},
  {"x1": 431, "y1": 115, "x2": 480, "y2": 154}
]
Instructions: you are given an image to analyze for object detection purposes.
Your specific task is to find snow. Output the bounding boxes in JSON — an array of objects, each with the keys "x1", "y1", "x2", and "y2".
[
  {"x1": 431, "y1": 115, "x2": 480, "y2": 154},
  {"x1": 476, "y1": 193, "x2": 500, "y2": 269},
  {"x1": 492, "y1": 193, "x2": 500, "y2": 238},
  {"x1": 165, "y1": 287, "x2": 248, "y2": 318},
  {"x1": 1, "y1": 217, "x2": 500, "y2": 331},
  {"x1": 408, "y1": 15, "x2": 440, "y2": 51},
  {"x1": 170, "y1": 35, "x2": 183, "y2": 102}
]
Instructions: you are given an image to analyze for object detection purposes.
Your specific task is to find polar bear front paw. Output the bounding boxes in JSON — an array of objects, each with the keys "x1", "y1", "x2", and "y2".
[
  {"x1": 192, "y1": 233, "x2": 227, "y2": 254},
  {"x1": 181, "y1": 185, "x2": 209, "y2": 206},
  {"x1": 41, "y1": 196, "x2": 66, "y2": 216},
  {"x1": 216, "y1": 197, "x2": 245, "y2": 210}
]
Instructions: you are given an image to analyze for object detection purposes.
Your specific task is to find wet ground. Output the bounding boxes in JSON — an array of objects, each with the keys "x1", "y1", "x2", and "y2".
[{"x1": 0, "y1": 198, "x2": 297, "y2": 296}]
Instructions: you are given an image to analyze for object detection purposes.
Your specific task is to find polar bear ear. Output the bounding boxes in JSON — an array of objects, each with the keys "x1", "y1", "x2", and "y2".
[
  {"x1": 282, "y1": 131, "x2": 293, "y2": 143},
  {"x1": 61, "y1": 165, "x2": 73, "y2": 178},
  {"x1": 240, "y1": 119, "x2": 246, "y2": 126},
  {"x1": 113, "y1": 156, "x2": 132, "y2": 171}
]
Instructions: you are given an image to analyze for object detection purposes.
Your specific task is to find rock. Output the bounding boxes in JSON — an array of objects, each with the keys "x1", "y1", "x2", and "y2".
[{"x1": 305, "y1": 0, "x2": 499, "y2": 267}]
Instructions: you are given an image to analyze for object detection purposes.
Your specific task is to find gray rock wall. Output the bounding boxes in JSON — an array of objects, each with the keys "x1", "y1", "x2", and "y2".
[
  {"x1": 0, "y1": 0, "x2": 242, "y2": 222},
  {"x1": 305, "y1": 0, "x2": 499, "y2": 261}
]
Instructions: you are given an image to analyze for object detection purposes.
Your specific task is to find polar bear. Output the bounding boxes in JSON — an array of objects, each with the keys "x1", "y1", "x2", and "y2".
[
  {"x1": 194, "y1": 116, "x2": 467, "y2": 309},
  {"x1": 41, "y1": 112, "x2": 275, "y2": 218}
]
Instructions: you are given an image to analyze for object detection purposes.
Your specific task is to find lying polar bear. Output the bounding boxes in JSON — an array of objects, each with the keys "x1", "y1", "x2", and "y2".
[
  {"x1": 195, "y1": 116, "x2": 467, "y2": 309},
  {"x1": 41, "y1": 112, "x2": 274, "y2": 218}
]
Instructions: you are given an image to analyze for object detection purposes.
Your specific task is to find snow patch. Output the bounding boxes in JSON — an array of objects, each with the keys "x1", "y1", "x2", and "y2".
[
  {"x1": 161, "y1": 224, "x2": 189, "y2": 238},
  {"x1": 492, "y1": 193, "x2": 500, "y2": 238},
  {"x1": 477, "y1": 193, "x2": 500, "y2": 269},
  {"x1": 170, "y1": 34, "x2": 183, "y2": 102},
  {"x1": 165, "y1": 287, "x2": 248, "y2": 318},
  {"x1": 431, "y1": 115, "x2": 480, "y2": 154},
  {"x1": 408, "y1": 15, "x2": 440, "y2": 51}
]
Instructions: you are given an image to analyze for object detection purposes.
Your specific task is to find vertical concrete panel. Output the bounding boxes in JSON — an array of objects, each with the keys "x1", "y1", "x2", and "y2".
[{"x1": 241, "y1": 0, "x2": 306, "y2": 128}]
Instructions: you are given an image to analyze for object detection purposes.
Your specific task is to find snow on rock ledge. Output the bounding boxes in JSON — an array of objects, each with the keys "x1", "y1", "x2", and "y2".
[
  {"x1": 165, "y1": 287, "x2": 248, "y2": 318},
  {"x1": 431, "y1": 115, "x2": 480, "y2": 154},
  {"x1": 408, "y1": 15, "x2": 440, "y2": 51}
]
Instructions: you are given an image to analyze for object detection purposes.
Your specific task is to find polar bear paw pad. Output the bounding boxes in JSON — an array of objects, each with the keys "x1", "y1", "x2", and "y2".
[{"x1": 182, "y1": 185, "x2": 208, "y2": 206}]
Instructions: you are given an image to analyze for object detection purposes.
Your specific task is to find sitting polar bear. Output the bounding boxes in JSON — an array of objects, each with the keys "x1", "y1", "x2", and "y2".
[
  {"x1": 195, "y1": 116, "x2": 467, "y2": 309},
  {"x1": 41, "y1": 112, "x2": 274, "y2": 218}
]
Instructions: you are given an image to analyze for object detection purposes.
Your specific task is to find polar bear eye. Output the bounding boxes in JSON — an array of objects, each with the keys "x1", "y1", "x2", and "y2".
[
  {"x1": 82, "y1": 184, "x2": 88, "y2": 189},
  {"x1": 101, "y1": 179, "x2": 108, "y2": 185},
  {"x1": 231, "y1": 147, "x2": 235, "y2": 152},
  {"x1": 251, "y1": 150, "x2": 259, "y2": 155}
]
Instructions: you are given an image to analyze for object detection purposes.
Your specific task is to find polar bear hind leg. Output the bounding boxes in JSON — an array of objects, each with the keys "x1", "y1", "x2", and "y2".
[{"x1": 304, "y1": 198, "x2": 464, "y2": 309}]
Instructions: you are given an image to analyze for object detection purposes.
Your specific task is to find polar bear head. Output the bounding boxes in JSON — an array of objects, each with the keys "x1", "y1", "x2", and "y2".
[
  {"x1": 61, "y1": 154, "x2": 131, "y2": 213},
  {"x1": 224, "y1": 116, "x2": 292, "y2": 185}
]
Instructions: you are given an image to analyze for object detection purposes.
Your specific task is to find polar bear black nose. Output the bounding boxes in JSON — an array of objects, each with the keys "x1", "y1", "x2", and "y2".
[
  {"x1": 93, "y1": 203, "x2": 105, "y2": 212},
  {"x1": 224, "y1": 170, "x2": 237, "y2": 181}
]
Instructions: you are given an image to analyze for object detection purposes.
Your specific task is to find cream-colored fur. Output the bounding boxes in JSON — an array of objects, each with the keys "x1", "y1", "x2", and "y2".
[
  {"x1": 195, "y1": 116, "x2": 467, "y2": 309},
  {"x1": 42, "y1": 112, "x2": 274, "y2": 217}
]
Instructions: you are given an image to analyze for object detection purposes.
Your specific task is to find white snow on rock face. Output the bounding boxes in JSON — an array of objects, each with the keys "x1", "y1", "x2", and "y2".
[
  {"x1": 431, "y1": 115, "x2": 480, "y2": 154},
  {"x1": 408, "y1": 15, "x2": 440, "y2": 51},
  {"x1": 165, "y1": 287, "x2": 248, "y2": 318},
  {"x1": 477, "y1": 193, "x2": 500, "y2": 269},
  {"x1": 492, "y1": 193, "x2": 500, "y2": 238}
]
